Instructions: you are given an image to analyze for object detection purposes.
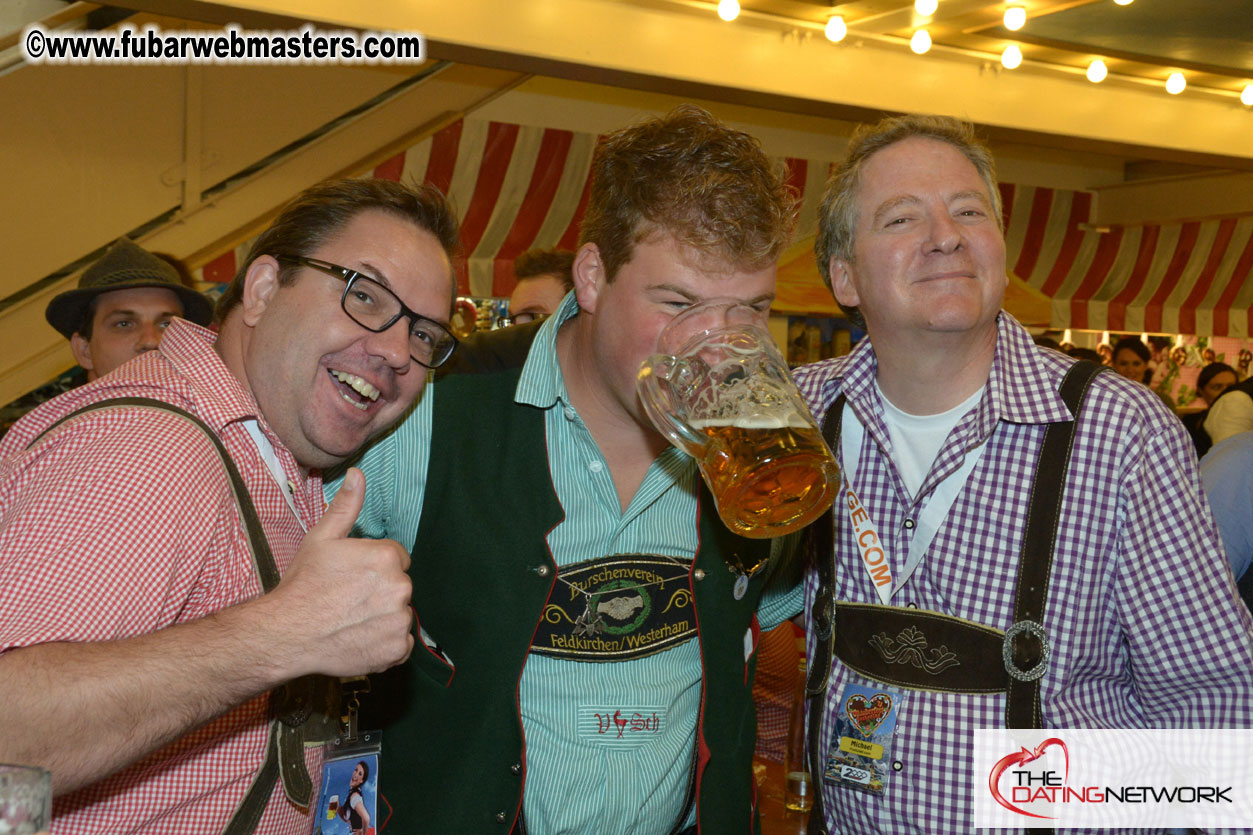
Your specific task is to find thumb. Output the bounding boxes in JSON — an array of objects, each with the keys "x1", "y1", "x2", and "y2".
[{"x1": 313, "y1": 467, "x2": 365, "y2": 540}]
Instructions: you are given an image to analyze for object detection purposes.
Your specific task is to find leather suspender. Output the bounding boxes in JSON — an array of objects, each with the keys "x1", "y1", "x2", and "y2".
[
  {"x1": 32, "y1": 397, "x2": 337, "y2": 834},
  {"x1": 803, "y1": 361, "x2": 1103, "y2": 835},
  {"x1": 1004, "y1": 362, "x2": 1102, "y2": 727}
]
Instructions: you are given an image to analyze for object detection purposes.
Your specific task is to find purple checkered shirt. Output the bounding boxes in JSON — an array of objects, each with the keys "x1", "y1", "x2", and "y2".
[{"x1": 793, "y1": 312, "x2": 1253, "y2": 835}]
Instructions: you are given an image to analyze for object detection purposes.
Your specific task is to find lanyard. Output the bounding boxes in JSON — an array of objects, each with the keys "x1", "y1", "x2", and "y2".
[
  {"x1": 840, "y1": 401, "x2": 987, "y2": 605},
  {"x1": 243, "y1": 419, "x2": 308, "y2": 533}
]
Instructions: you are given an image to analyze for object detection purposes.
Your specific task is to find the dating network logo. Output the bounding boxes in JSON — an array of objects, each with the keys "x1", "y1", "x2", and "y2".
[
  {"x1": 987, "y1": 737, "x2": 1070, "y2": 819},
  {"x1": 975, "y1": 729, "x2": 1250, "y2": 829}
]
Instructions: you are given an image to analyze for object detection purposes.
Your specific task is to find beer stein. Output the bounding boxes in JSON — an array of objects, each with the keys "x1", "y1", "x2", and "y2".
[{"x1": 637, "y1": 301, "x2": 838, "y2": 557}]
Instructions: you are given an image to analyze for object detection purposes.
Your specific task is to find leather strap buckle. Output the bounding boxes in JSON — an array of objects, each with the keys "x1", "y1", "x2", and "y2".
[{"x1": 1003, "y1": 619, "x2": 1050, "y2": 682}]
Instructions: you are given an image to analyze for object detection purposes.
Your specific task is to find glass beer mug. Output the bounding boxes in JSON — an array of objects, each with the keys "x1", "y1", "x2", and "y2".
[{"x1": 637, "y1": 301, "x2": 838, "y2": 555}]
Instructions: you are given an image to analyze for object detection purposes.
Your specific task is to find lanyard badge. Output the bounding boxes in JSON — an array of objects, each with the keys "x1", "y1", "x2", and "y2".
[
  {"x1": 315, "y1": 678, "x2": 384, "y2": 835},
  {"x1": 839, "y1": 402, "x2": 987, "y2": 604},
  {"x1": 823, "y1": 683, "x2": 907, "y2": 795}
]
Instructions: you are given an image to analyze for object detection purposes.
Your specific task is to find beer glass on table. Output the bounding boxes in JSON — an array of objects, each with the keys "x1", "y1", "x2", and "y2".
[{"x1": 637, "y1": 301, "x2": 838, "y2": 567}]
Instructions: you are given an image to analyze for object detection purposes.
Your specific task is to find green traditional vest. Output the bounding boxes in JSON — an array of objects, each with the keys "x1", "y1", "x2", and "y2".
[{"x1": 362, "y1": 339, "x2": 773, "y2": 833}]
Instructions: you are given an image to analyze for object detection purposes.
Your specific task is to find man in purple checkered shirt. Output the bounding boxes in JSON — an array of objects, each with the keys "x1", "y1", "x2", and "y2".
[{"x1": 793, "y1": 113, "x2": 1253, "y2": 834}]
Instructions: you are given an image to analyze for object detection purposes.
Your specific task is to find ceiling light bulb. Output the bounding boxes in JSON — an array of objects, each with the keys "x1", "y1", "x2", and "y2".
[
  {"x1": 915, "y1": 0, "x2": 939, "y2": 15},
  {"x1": 910, "y1": 29, "x2": 932, "y2": 54},
  {"x1": 1086, "y1": 59, "x2": 1107, "y2": 83},
  {"x1": 1004, "y1": 6, "x2": 1026, "y2": 31},
  {"x1": 825, "y1": 16, "x2": 848, "y2": 42},
  {"x1": 1166, "y1": 72, "x2": 1186, "y2": 94},
  {"x1": 1113, "y1": 0, "x2": 1134, "y2": 5},
  {"x1": 1001, "y1": 44, "x2": 1022, "y2": 69},
  {"x1": 1242, "y1": 84, "x2": 1253, "y2": 106},
  {"x1": 717, "y1": 0, "x2": 739, "y2": 22}
]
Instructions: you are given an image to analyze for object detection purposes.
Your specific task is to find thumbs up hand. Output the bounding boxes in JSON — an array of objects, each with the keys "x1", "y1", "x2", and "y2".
[{"x1": 268, "y1": 467, "x2": 414, "y2": 677}]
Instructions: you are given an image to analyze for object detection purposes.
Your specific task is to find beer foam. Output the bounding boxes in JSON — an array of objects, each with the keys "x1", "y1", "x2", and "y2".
[{"x1": 691, "y1": 413, "x2": 809, "y2": 430}]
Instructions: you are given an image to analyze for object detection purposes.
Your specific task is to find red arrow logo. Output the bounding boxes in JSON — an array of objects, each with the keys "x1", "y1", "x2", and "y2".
[{"x1": 987, "y1": 738, "x2": 1069, "y2": 819}]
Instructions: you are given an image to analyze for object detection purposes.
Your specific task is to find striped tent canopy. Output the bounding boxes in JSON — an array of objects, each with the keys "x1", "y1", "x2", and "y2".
[
  {"x1": 198, "y1": 118, "x2": 1253, "y2": 337},
  {"x1": 1000, "y1": 184, "x2": 1253, "y2": 337}
]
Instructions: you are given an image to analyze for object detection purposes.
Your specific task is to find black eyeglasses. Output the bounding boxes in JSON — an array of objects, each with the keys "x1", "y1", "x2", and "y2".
[{"x1": 277, "y1": 255, "x2": 458, "y2": 369}]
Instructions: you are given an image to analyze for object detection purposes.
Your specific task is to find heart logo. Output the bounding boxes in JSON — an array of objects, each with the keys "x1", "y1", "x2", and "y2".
[{"x1": 845, "y1": 692, "x2": 893, "y2": 738}]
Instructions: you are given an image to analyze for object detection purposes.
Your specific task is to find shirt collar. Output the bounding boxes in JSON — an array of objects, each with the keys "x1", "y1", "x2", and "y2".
[
  {"x1": 987, "y1": 311, "x2": 1076, "y2": 427},
  {"x1": 157, "y1": 318, "x2": 270, "y2": 436},
  {"x1": 817, "y1": 311, "x2": 1076, "y2": 431},
  {"x1": 515, "y1": 290, "x2": 580, "y2": 409}
]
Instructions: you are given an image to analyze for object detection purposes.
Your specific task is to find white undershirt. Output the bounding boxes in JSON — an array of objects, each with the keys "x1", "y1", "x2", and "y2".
[{"x1": 875, "y1": 380, "x2": 986, "y2": 499}]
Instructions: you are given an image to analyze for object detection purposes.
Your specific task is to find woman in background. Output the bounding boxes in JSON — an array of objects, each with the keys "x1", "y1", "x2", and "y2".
[
  {"x1": 1111, "y1": 336, "x2": 1152, "y2": 384},
  {"x1": 1184, "y1": 362, "x2": 1239, "y2": 457}
]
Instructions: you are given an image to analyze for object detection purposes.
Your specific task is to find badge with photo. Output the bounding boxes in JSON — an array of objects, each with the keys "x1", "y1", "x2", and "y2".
[{"x1": 315, "y1": 733, "x2": 382, "y2": 835}]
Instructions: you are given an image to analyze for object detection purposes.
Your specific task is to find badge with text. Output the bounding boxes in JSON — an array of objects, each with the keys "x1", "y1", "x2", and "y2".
[
  {"x1": 824, "y1": 683, "x2": 906, "y2": 795},
  {"x1": 532, "y1": 554, "x2": 695, "y2": 661}
]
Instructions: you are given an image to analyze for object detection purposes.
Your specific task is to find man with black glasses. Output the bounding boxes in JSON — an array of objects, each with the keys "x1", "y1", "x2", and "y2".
[{"x1": 0, "y1": 178, "x2": 460, "y2": 835}]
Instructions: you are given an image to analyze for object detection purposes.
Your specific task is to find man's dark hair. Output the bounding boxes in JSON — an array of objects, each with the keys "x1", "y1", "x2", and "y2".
[
  {"x1": 215, "y1": 178, "x2": 461, "y2": 322},
  {"x1": 1067, "y1": 346, "x2": 1103, "y2": 363},
  {"x1": 513, "y1": 249, "x2": 575, "y2": 292},
  {"x1": 578, "y1": 104, "x2": 795, "y2": 280}
]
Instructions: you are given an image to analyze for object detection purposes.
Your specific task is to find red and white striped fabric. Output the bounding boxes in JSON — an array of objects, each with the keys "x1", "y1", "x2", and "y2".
[
  {"x1": 196, "y1": 118, "x2": 1253, "y2": 336},
  {"x1": 0, "y1": 320, "x2": 324, "y2": 835},
  {"x1": 1001, "y1": 183, "x2": 1253, "y2": 337}
]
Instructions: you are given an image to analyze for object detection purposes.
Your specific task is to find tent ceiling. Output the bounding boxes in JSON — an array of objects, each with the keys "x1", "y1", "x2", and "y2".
[{"x1": 1, "y1": 0, "x2": 1250, "y2": 405}]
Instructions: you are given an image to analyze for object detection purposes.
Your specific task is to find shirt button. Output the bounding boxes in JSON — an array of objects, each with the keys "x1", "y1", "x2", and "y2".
[
  {"x1": 903, "y1": 519, "x2": 915, "y2": 529},
  {"x1": 892, "y1": 761, "x2": 904, "y2": 772},
  {"x1": 510, "y1": 762, "x2": 522, "y2": 776},
  {"x1": 907, "y1": 602, "x2": 918, "y2": 609},
  {"x1": 563, "y1": 407, "x2": 577, "y2": 421},
  {"x1": 589, "y1": 460, "x2": 604, "y2": 473},
  {"x1": 535, "y1": 565, "x2": 551, "y2": 578},
  {"x1": 495, "y1": 811, "x2": 508, "y2": 823},
  {"x1": 693, "y1": 569, "x2": 706, "y2": 581}
]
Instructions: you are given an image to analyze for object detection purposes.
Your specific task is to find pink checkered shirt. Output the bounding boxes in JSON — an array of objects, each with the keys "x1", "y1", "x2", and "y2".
[
  {"x1": 0, "y1": 320, "x2": 325, "y2": 835},
  {"x1": 793, "y1": 312, "x2": 1253, "y2": 835}
]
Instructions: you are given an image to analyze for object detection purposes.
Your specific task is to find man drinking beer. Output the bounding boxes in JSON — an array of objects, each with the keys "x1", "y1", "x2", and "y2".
[{"x1": 334, "y1": 105, "x2": 800, "y2": 833}]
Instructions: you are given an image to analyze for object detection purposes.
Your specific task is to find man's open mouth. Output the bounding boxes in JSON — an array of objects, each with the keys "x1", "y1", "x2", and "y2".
[{"x1": 329, "y1": 368, "x2": 380, "y2": 411}]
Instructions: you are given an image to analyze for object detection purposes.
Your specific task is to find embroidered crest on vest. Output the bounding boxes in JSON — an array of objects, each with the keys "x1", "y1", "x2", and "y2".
[
  {"x1": 532, "y1": 554, "x2": 696, "y2": 662},
  {"x1": 868, "y1": 625, "x2": 960, "y2": 675}
]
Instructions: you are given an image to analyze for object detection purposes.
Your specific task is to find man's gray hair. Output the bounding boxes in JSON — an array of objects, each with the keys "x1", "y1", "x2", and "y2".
[{"x1": 815, "y1": 114, "x2": 1002, "y2": 326}]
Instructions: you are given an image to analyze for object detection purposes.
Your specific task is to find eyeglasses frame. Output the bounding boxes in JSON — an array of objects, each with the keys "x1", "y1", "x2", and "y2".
[{"x1": 275, "y1": 254, "x2": 458, "y2": 369}]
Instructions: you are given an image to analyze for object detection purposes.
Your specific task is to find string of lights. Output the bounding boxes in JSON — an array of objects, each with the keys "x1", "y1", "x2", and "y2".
[{"x1": 696, "y1": 0, "x2": 1253, "y2": 106}]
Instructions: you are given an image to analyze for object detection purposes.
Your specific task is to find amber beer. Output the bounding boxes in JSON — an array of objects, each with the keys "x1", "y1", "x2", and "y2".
[
  {"x1": 327, "y1": 795, "x2": 339, "y2": 820},
  {"x1": 693, "y1": 415, "x2": 837, "y2": 552}
]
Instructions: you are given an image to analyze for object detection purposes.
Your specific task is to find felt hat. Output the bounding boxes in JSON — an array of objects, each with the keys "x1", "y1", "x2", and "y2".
[{"x1": 45, "y1": 238, "x2": 214, "y2": 338}]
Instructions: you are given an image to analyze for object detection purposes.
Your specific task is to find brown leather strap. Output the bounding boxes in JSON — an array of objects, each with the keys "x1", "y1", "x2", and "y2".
[
  {"x1": 30, "y1": 397, "x2": 323, "y2": 832},
  {"x1": 30, "y1": 397, "x2": 281, "y2": 591},
  {"x1": 1004, "y1": 360, "x2": 1103, "y2": 730},
  {"x1": 831, "y1": 602, "x2": 1006, "y2": 692}
]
